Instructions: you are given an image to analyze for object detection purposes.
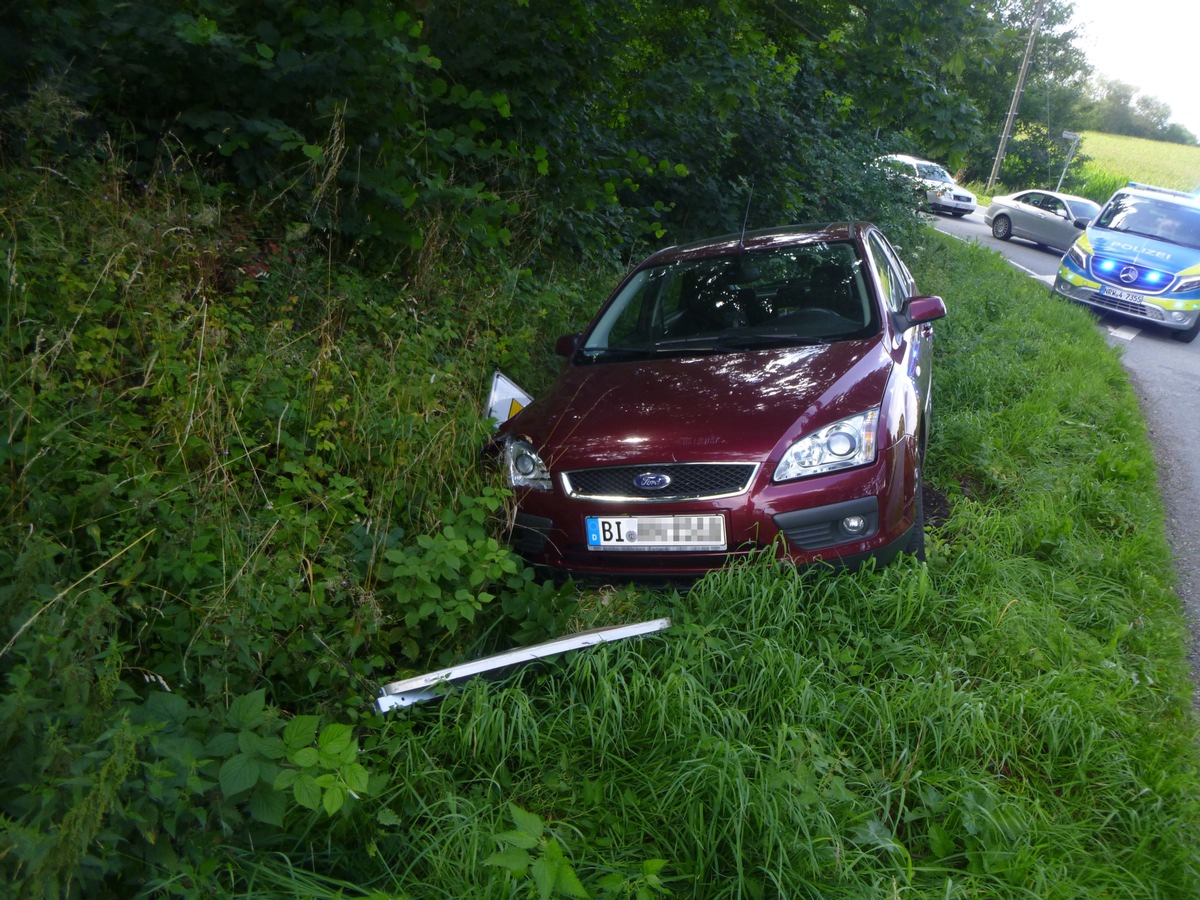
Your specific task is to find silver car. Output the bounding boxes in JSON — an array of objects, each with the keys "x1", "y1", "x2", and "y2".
[
  {"x1": 984, "y1": 190, "x2": 1101, "y2": 252},
  {"x1": 878, "y1": 154, "x2": 976, "y2": 217}
]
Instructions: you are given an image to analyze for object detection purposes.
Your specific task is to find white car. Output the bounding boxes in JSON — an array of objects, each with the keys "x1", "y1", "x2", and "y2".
[
  {"x1": 878, "y1": 153, "x2": 976, "y2": 217},
  {"x1": 984, "y1": 189, "x2": 1100, "y2": 252}
]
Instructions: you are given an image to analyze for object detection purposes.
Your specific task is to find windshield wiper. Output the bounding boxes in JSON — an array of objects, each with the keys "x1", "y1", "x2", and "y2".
[
  {"x1": 712, "y1": 333, "x2": 829, "y2": 349},
  {"x1": 580, "y1": 345, "x2": 656, "y2": 361},
  {"x1": 645, "y1": 332, "x2": 831, "y2": 354}
]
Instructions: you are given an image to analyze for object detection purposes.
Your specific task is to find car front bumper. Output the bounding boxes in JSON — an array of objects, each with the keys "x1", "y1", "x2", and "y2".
[
  {"x1": 927, "y1": 191, "x2": 975, "y2": 215},
  {"x1": 1053, "y1": 271, "x2": 1200, "y2": 333},
  {"x1": 506, "y1": 443, "x2": 920, "y2": 580}
]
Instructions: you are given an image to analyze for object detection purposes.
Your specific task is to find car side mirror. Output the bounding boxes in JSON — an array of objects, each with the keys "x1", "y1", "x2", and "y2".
[
  {"x1": 896, "y1": 294, "x2": 947, "y2": 331},
  {"x1": 555, "y1": 333, "x2": 581, "y2": 357},
  {"x1": 1072, "y1": 217, "x2": 1090, "y2": 230}
]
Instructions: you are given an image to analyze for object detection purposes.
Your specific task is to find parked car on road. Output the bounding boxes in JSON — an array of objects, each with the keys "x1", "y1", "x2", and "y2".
[
  {"x1": 878, "y1": 153, "x2": 976, "y2": 217},
  {"x1": 490, "y1": 223, "x2": 946, "y2": 581},
  {"x1": 983, "y1": 189, "x2": 1100, "y2": 252},
  {"x1": 1053, "y1": 182, "x2": 1200, "y2": 343}
]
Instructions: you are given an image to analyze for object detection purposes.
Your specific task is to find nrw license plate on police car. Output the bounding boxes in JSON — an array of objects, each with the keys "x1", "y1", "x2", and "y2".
[
  {"x1": 1099, "y1": 284, "x2": 1143, "y2": 304},
  {"x1": 585, "y1": 515, "x2": 726, "y2": 551}
]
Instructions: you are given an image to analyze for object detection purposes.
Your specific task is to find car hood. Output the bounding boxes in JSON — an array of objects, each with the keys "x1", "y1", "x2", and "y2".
[
  {"x1": 922, "y1": 178, "x2": 974, "y2": 197},
  {"x1": 504, "y1": 340, "x2": 893, "y2": 468}
]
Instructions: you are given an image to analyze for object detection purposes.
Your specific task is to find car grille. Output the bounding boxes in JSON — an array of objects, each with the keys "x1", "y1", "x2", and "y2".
[
  {"x1": 1089, "y1": 257, "x2": 1171, "y2": 294},
  {"x1": 951, "y1": 193, "x2": 972, "y2": 203},
  {"x1": 1086, "y1": 291, "x2": 1165, "y2": 321},
  {"x1": 563, "y1": 463, "x2": 758, "y2": 502}
]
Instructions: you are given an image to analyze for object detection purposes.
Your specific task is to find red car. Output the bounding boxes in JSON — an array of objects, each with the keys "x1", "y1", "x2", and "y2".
[{"x1": 492, "y1": 223, "x2": 946, "y2": 580}]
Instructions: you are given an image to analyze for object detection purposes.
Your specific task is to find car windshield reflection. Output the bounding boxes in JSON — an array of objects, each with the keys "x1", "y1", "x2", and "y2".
[
  {"x1": 1097, "y1": 195, "x2": 1200, "y2": 250},
  {"x1": 581, "y1": 243, "x2": 880, "y2": 362}
]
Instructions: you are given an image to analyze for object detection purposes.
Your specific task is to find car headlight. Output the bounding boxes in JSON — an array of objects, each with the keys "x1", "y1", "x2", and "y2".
[
  {"x1": 774, "y1": 409, "x2": 880, "y2": 481},
  {"x1": 1172, "y1": 275, "x2": 1200, "y2": 293},
  {"x1": 1066, "y1": 243, "x2": 1088, "y2": 269},
  {"x1": 504, "y1": 438, "x2": 552, "y2": 491}
]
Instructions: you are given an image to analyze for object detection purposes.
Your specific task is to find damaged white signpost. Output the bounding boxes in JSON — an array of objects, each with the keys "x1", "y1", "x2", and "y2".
[
  {"x1": 485, "y1": 370, "x2": 533, "y2": 429},
  {"x1": 374, "y1": 618, "x2": 673, "y2": 712}
]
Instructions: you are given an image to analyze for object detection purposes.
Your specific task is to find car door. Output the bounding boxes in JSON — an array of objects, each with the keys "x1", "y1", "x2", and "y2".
[
  {"x1": 1032, "y1": 194, "x2": 1073, "y2": 249},
  {"x1": 1011, "y1": 191, "x2": 1051, "y2": 243}
]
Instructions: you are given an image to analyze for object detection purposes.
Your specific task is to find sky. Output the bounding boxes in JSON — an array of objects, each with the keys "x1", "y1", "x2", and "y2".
[{"x1": 1069, "y1": 0, "x2": 1200, "y2": 137}]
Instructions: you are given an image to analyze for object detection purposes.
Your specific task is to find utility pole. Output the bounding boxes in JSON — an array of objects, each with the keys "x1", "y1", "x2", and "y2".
[{"x1": 987, "y1": 0, "x2": 1045, "y2": 192}]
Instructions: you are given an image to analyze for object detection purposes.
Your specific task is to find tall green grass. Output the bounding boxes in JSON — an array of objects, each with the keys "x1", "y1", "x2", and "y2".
[
  {"x1": 236, "y1": 238, "x2": 1200, "y2": 897},
  {"x1": 1078, "y1": 131, "x2": 1200, "y2": 193}
]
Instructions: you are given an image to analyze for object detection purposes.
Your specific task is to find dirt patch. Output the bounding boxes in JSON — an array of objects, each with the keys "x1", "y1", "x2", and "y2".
[{"x1": 923, "y1": 483, "x2": 953, "y2": 531}]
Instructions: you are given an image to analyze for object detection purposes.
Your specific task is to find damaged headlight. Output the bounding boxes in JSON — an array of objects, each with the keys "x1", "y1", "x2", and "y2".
[{"x1": 504, "y1": 437, "x2": 552, "y2": 491}]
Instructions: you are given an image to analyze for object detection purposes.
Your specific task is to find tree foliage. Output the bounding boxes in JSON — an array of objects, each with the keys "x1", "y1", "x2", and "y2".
[
  {"x1": 1079, "y1": 77, "x2": 1199, "y2": 145},
  {"x1": 2, "y1": 0, "x2": 1033, "y2": 264}
]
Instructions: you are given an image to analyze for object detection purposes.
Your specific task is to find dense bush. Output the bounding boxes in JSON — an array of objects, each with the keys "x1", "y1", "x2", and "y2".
[
  {"x1": 2, "y1": 0, "x2": 993, "y2": 264},
  {"x1": 0, "y1": 151, "x2": 591, "y2": 892}
]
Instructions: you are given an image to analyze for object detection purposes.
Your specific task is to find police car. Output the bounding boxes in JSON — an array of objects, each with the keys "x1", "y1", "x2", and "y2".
[{"x1": 1053, "y1": 183, "x2": 1200, "y2": 343}]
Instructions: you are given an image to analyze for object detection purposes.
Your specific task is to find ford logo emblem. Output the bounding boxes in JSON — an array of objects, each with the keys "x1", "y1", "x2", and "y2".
[
  {"x1": 1119, "y1": 265, "x2": 1139, "y2": 284},
  {"x1": 634, "y1": 472, "x2": 672, "y2": 491}
]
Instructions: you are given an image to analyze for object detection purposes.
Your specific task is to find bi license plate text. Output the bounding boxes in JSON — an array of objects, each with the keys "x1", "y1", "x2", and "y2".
[{"x1": 586, "y1": 515, "x2": 726, "y2": 551}]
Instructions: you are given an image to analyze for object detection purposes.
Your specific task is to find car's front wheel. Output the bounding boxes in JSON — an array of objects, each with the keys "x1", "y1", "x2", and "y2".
[
  {"x1": 1171, "y1": 315, "x2": 1200, "y2": 343},
  {"x1": 904, "y1": 471, "x2": 926, "y2": 561},
  {"x1": 991, "y1": 214, "x2": 1012, "y2": 240}
]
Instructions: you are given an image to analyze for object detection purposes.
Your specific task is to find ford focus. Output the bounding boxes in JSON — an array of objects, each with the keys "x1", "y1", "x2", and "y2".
[{"x1": 491, "y1": 223, "x2": 946, "y2": 580}]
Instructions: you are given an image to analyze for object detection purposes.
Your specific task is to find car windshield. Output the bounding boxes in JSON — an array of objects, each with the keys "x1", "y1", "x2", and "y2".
[
  {"x1": 1096, "y1": 194, "x2": 1200, "y2": 250},
  {"x1": 916, "y1": 163, "x2": 953, "y2": 183},
  {"x1": 580, "y1": 241, "x2": 880, "y2": 361},
  {"x1": 1070, "y1": 198, "x2": 1101, "y2": 219}
]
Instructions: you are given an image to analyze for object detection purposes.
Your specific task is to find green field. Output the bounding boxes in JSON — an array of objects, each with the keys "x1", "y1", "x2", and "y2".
[{"x1": 1077, "y1": 131, "x2": 1200, "y2": 194}]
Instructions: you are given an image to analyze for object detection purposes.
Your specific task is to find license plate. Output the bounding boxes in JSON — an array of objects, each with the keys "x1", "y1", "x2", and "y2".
[
  {"x1": 585, "y1": 515, "x2": 726, "y2": 551},
  {"x1": 1099, "y1": 284, "x2": 1143, "y2": 304}
]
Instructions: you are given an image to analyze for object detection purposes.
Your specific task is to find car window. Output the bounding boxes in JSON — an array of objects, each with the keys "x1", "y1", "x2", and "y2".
[
  {"x1": 582, "y1": 242, "x2": 879, "y2": 358},
  {"x1": 1017, "y1": 192, "x2": 1041, "y2": 208},
  {"x1": 1069, "y1": 198, "x2": 1101, "y2": 220},
  {"x1": 916, "y1": 162, "x2": 953, "y2": 183},
  {"x1": 867, "y1": 233, "x2": 911, "y2": 315},
  {"x1": 1040, "y1": 195, "x2": 1066, "y2": 216}
]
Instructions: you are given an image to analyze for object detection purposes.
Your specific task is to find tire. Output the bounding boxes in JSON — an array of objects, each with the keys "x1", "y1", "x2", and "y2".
[
  {"x1": 905, "y1": 471, "x2": 926, "y2": 561},
  {"x1": 991, "y1": 214, "x2": 1012, "y2": 241},
  {"x1": 1171, "y1": 316, "x2": 1200, "y2": 343}
]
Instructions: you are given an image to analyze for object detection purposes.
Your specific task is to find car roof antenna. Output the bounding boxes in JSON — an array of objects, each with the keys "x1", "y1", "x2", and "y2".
[{"x1": 738, "y1": 182, "x2": 755, "y2": 250}]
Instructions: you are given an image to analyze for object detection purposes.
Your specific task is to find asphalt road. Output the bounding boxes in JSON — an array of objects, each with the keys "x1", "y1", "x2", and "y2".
[{"x1": 931, "y1": 210, "x2": 1200, "y2": 699}]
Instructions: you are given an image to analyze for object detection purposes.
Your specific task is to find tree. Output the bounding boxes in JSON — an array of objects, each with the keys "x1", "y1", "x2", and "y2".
[
  {"x1": 1078, "y1": 77, "x2": 1198, "y2": 144},
  {"x1": 956, "y1": 0, "x2": 1093, "y2": 185}
]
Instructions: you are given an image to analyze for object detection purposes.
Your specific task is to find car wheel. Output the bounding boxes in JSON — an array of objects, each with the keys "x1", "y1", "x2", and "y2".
[
  {"x1": 991, "y1": 214, "x2": 1012, "y2": 240},
  {"x1": 905, "y1": 472, "x2": 926, "y2": 561},
  {"x1": 1171, "y1": 316, "x2": 1200, "y2": 343}
]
